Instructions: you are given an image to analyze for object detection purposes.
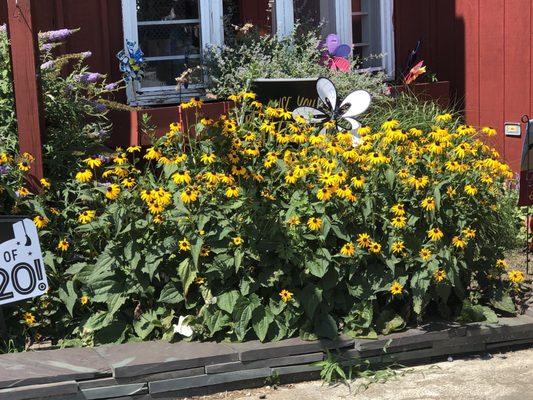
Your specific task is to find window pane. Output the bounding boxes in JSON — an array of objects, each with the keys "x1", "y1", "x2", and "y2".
[
  {"x1": 139, "y1": 24, "x2": 201, "y2": 58},
  {"x1": 137, "y1": 0, "x2": 199, "y2": 22},
  {"x1": 354, "y1": 0, "x2": 382, "y2": 69},
  {"x1": 142, "y1": 58, "x2": 202, "y2": 88},
  {"x1": 293, "y1": 0, "x2": 321, "y2": 28}
]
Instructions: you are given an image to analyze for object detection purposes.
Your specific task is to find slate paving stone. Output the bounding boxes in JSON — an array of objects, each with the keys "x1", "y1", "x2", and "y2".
[
  {"x1": 149, "y1": 368, "x2": 272, "y2": 394},
  {"x1": 0, "y1": 380, "x2": 79, "y2": 400},
  {"x1": 205, "y1": 352, "x2": 324, "y2": 374},
  {"x1": 95, "y1": 341, "x2": 237, "y2": 378},
  {"x1": 0, "y1": 348, "x2": 111, "y2": 389},
  {"x1": 271, "y1": 364, "x2": 322, "y2": 375},
  {"x1": 228, "y1": 335, "x2": 354, "y2": 362},
  {"x1": 81, "y1": 382, "x2": 147, "y2": 399}
]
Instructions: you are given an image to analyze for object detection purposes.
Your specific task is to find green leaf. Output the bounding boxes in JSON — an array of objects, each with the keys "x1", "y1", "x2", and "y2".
[
  {"x1": 300, "y1": 284, "x2": 323, "y2": 318},
  {"x1": 217, "y1": 290, "x2": 240, "y2": 314},
  {"x1": 252, "y1": 306, "x2": 274, "y2": 342},
  {"x1": 134, "y1": 312, "x2": 157, "y2": 339},
  {"x1": 58, "y1": 280, "x2": 77, "y2": 316},
  {"x1": 191, "y1": 237, "x2": 204, "y2": 269},
  {"x1": 411, "y1": 268, "x2": 432, "y2": 315},
  {"x1": 94, "y1": 320, "x2": 128, "y2": 345},
  {"x1": 459, "y1": 300, "x2": 499, "y2": 324},
  {"x1": 84, "y1": 311, "x2": 113, "y2": 332},
  {"x1": 376, "y1": 309, "x2": 406, "y2": 335},
  {"x1": 314, "y1": 312, "x2": 338, "y2": 340},
  {"x1": 178, "y1": 258, "x2": 197, "y2": 296},
  {"x1": 490, "y1": 289, "x2": 516, "y2": 315},
  {"x1": 233, "y1": 295, "x2": 260, "y2": 341},
  {"x1": 205, "y1": 309, "x2": 230, "y2": 336},
  {"x1": 159, "y1": 283, "x2": 184, "y2": 304}
]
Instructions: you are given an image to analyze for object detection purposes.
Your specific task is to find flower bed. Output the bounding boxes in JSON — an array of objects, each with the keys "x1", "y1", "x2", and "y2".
[{"x1": 0, "y1": 83, "x2": 525, "y2": 348}]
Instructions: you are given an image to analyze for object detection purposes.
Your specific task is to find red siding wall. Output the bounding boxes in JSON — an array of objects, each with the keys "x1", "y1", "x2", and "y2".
[{"x1": 394, "y1": 0, "x2": 531, "y2": 172}]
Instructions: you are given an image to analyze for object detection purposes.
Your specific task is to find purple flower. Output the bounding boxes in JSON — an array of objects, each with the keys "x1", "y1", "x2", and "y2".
[
  {"x1": 39, "y1": 29, "x2": 76, "y2": 43},
  {"x1": 104, "y1": 82, "x2": 119, "y2": 91},
  {"x1": 81, "y1": 51, "x2": 92, "y2": 59},
  {"x1": 93, "y1": 103, "x2": 107, "y2": 113},
  {"x1": 98, "y1": 155, "x2": 110, "y2": 163},
  {"x1": 0, "y1": 24, "x2": 6, "y2": 34},
  {"x1": 0, "y1": 165, "x2": 10, "y2": 175},
  {"x1": 75, "y1": 72, "x2": 103, "y2": 84},
  {"x1": 40, "y1": 43, "x2": 54, "y2": 52},
  {"x1": 41, "y1": 61, "x2": 55, "y2": 70}
]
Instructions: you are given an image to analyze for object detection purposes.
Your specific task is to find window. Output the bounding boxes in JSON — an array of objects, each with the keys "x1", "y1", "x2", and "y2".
[
  {"x1": 121, "y1": 0, "x2": 394, "y2": 106},
  {"x1": 121, "y1": 0, "x2": 225, "y2": 105}
]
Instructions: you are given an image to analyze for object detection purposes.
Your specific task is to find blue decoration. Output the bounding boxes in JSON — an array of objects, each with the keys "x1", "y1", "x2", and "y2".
[{"x1": 117, "y1": 40, "x2": 146, "y2": 82}]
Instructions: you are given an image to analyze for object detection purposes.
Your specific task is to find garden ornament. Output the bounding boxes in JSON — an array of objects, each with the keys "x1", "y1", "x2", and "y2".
[
  {"x1": 173, "y1": 315, "x2": 194, "y2": 337},
  {"x1": 321, "y1": 34, "x2": 351, "y2": 72},
  {"x1": 293, "y1": 77, "x2": 372, "y2": 146},
  {"x1": 404, "y1": 60, "x2": 426, "y2": 85},
  {"x1": 117, "y1": 40, "x2": 146, "y2": 82}
]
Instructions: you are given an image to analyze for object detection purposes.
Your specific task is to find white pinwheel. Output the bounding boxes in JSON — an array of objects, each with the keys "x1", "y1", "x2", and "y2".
[{"x1": 293, "y1": 77, "x2": 372, "y2": 146}]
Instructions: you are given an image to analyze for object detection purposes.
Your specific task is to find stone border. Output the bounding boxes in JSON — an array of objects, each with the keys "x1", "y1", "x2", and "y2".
[{"x1": 1, "y1": 313, "x2": 533, "y2": 400}]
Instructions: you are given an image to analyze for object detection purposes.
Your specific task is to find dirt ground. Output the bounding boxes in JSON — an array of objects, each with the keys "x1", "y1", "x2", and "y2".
[{"x1": 196, "y1": 347, "x2": 533, "y2": 400}]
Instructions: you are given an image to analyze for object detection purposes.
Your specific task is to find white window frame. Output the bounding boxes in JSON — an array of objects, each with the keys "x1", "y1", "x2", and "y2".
[
  {"x1": 274, "y1": 0, "x2": 395, "y2": 78},
  {"x1": 121, "y1": 0, "x2": 224, "y2": 106}
]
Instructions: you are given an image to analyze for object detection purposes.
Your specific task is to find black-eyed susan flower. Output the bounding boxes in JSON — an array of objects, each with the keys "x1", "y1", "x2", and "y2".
[
  {"x1": 351, "y1": 176, "x2": 365, "y2": 189},
  {"x1": 76, "y1": 169, "x2": 93, "y2": 183},
  {"x1": 200, "y1": 246, "x2": 211, "y2": 257},
  {"x1": 496, "y1": 259, "x2": 508, "y2": 269},
  {"x1": 105, "y1": 184, "x2": 121, "y2": 200},
  {"x1": 285, "y1": 172, "x2": 298, "y2": 184},
  {"x1": 452, "y1": 236, "x2": 466, "y2": 249},
  {"x1": 391, "y1": 241, "x2": 405, "y2": 254},
  {"x1": 419, "y1": 247, "x2": 432, "y2": 261},
  {"x1": 144, "y1": 147, "x2": 161, "y2": 160},
  {"x1": 78, "y1": 210, "x2": 96, "y2": 224},
  {"x1": 391, "y1": 204, "x2": 406, "y2": 216},
  {"x1": 17, "y1": 160, "x2": 31, "y2": 171},
  {"x1": 201, "y1": 153, "x2": 216, "y2": 164},
  {"x1": 382, "y1": 119, "x2": 399, "y2": 131},
  {"x1": 463, "y1": 228, "x2": 476, "y2": 239},
  {"x1": 17, "y1": 187, "x2": 30, "y2": 197},
  {"x1": 340, "y1": 242, "x2": 356, "y2": 256},
  {"x1": 180, "y1": 188, "x2": 198, "y2": 204},
  {"x1": 122, "y1": 177, "x2": 136, "y2": 188},
  {"x1": 23, "y1": 312, "x2": 35, "y2": 326},
  {"x1": 357, "y1": 233, "x2": 371, "y2": 248},
  {"x1": 427, "y1": 227, "x2": 444, "y2": 241},
  {"x1": 421, "y1": 197, "x2": 436, "y2": 211},
  {"x1": 390, "y1": 281, "x2": 403, "y2": 295},
  {"x1": 508, "y1": 270, "x2": 524, "y2": 284},
  {"x1": 464, "y1": 185, "x2": 478, "y2": 196},
  {"x1": 153, "y1": 215, "x2": 164, "y2": 224},
  {"x1": 391, "y1": 216, "x2": 407, "y2": 229},
  {"x1": 482, "y1": 126, "x2": 497, "y2": 137},
  {"x1": 279, "y1": 289, "x2": 293, "y2": 302},
  {"x1": 33, "y1": 216, "x2": 49, "y2": 229},
  {"x1": 113, "y1": 153, "x2": 128, "y2": 165},
  {"x1": 317, "y1": 187, "x2": 332, "y2": 201},
  {"x1": 369, "y1": 241, "x2": 382, "y2": 254},
  {"x1": 57, "y1": 239, "x2": 70, "y2": 251},
  {"x1": 225, "y1": 185, "x2": 240, "y2": 198},
  {"x1": 84, "y1": 155, "x2": 102, "y2": 169},
  {"x1": 179, "y1": 238, "x2": 191, "y2": 252},
  {"x1": 127, "y1": 145, "x2": 141, "y2": 153},
  {"x1": 233, "y1": 236, "x2": 243, "y2": 246},
  {"x1": 80, "y1": 295, "x2": 89, "y2": 305},
  {"x1": 172, "y1": 171, "x2": 191, "y2": 185},
  {"x1": 307, "y1": 217, "x2": 322, "y2": 231},
  {"x1": 287, "y1": 216, "x2": 301, "y2": 226},
  {"x1": 434, "y1": 269, "x2": 446, "y2": 282},
  {"x1": 40, "y1": 178, "x2": 51, "y2": 189}
]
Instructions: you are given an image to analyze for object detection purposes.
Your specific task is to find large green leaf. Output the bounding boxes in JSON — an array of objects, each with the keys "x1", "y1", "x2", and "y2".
[
  {"x1": 252, "y1": 306, "x2": 274, "y2": 342},
  {"x1": 217, "y1": 290, "x2": 240, "y2": 314},
  {"x1": 411, "y1": 268, "x2": 432, "y2": 315},
  {"x1": 314, "y1": 312, "x2": 338, "y2": 340},
  {"x1": 178, "y1": 258, "x2": 197, "y2": 296},
  {"x1": 159, "y1": 283, "x2": 184, "y2": 304},
  {"x1": 58, "y1": 280, "x2": 77, "y2": 317},
  {"x1": 205, "y1": 309, "x2": 230, "y2": 336},
  {"x1": 233, "y1": 295, "x2": 260, "y2": 341},
  {"x1": 300, "y1": 284, "x2": 323, "y2": 318}
]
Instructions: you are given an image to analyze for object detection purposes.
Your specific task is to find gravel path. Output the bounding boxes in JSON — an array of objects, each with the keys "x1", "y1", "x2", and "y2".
[{"x1": 197, "y1": 347, "x2": 533, "y2": 400}]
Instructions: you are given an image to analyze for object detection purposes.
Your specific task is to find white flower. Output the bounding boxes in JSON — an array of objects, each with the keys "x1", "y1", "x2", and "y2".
[
  {"x1": 173, "y1": 315, "x2": 193, "y2": 337},
  {"x1": 293, "y1": 77, "x2": 372, "y2": 146}
]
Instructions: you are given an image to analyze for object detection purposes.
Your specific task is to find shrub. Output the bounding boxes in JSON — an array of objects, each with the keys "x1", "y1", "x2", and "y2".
[
  {"x1": 203, "y1": 26, "x2": 389, "y2": 101},
  {"x1": 0, "y1": 86, "x2": 522, "y2": 347}
]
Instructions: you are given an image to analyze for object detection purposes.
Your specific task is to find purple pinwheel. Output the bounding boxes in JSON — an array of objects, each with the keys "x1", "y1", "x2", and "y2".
[{"x1": 322, "y1": 34, "x2": 352, "y2": 72}]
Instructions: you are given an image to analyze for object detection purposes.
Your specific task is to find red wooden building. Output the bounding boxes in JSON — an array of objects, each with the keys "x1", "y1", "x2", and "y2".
[{"x1": 1, "y1": 0, "x2": 531, "y2": 172}]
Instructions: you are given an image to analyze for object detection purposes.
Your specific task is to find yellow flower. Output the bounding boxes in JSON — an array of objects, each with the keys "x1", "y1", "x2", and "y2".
[
  {"x1": 287, "y1": 216, "x2": 301, "y2": 226},
  {"x1": 23, "y1": 312, "x2": 35, "y2": 326},
  {"x1": 390, "y1": 203, "x2": 405, "y2": 216},
  {"x1": 113, "y1": 153, "x2": 128, "y2": 165},
  {"x1": 33, "y1": 216, "x2": 49, "y2": 229},
  {"x1": 358, "y1": 126, "x2": 372, "y2": 136},
  {"x1": 391, "y1": 216, "x2": 407, "y2": 229},
  {"x1": 340, "y1": 242, "x2": 356, "y2": 256},
  {"x1": 357, "y1": 233, "x2": 371, "y2": 248},
  {"x1": 508, "y1": 270, "x2": 524, "y2": 284},
  {"x1": 279, "y1": 289, "x2": 293, "y2": 302},
  {"x1": 84, "y1": 156, "x2": 102, "y2": 169},
  {"x1": 463, "y1": 228, "x2": 476, "y2": 239},
  {"x1": 427, "y1": 227, "x2": 444, "y2": 241},
  {"x1": 285, "y1": 172, "x2": 298, "y2": 184},
  {"x1": 452, "y1": 236, "x2": 466, "y2": 249},
  {"x1": 17, "y1": 161, "x2": 31, "y2": 171},
  {"x1": 390, "y1": 281, "x2": 403, "y2": 295},
  {"x1": 369, "y1": 241, "x2": 382, "y2": 254},
  {"x1": 367, "y1": 152, "x2": 389, "y2": 165},
  {"x1": 194, "y1": 277, "x2": 206, "y2": 285},
  {"x1": 382, "y1": 119, "x2": 399, "y2": 130},
  {"x1": 225, "y1": 185, "x2": 240, "y2": 198},
  {"x1": 200, "y1": 118, "x2": 214, "y2": 126},
  {"x1": 144, "y1": 147, "x2": 161, "y2": 161},
  {"x1": 153, "y1": 215, "x2": 164, "y2": 224},
  {"x1": 78, "y1": 210, "x2": 96, "y2": 224},
  {"x1": 80, "y1": 295, "x2": 89, "y2": 305},
  {"x1": 233, "y1": 236, "x2": 244, "y2": 246},
  {"x1": 496, "y1": 259, "x2": 508, "y2": 269},
  {"x1": 17, "y1": 187, "x2": 30, "y2": 197},
  {"x1": 351, "y1": 176, "x2": 365, "y2": 189},
  {"x1": 482, "y1": 126, "x2": 497, "y2": 137},
  {"x1": 57, "y1": 239, "x2": 70, "y2": 251},
  {"x1": 153, "y1": 188, "x2": 172, "y2": 207},
  {"x1": 419, "y1": 247, "x2": 432, "y2": 261},
  {"x1": 434, "y1": 269, "x2": 447, "y2": 282},
  {"x1": 464, "y1": 185, "x2": 478, "y2": 196},
  {"x1": 201, "y1": 153, "x2": 216, "y2": 164},
  {"x1": 122, "y1": 177, "x2": 136, "y2": 188},
  {"x1": 76, "y1": 169, "x2": 93, "y2": 183},
  {"x1": 317, "y1": 187, "x2": 332, "y2": 201},
  {"x1": 179, "y1": 238, "x2": 191, "y2": 252},
  {"x1": 172, "y1": 171, "x2": 192, "y2": 185},
  {"x1": 40, "y1": 178, "x2": 51, "y2": 189},
  {"x1": 435, "y1": 113, "x2": 452, "y2": 123},
  {"x1": 421, "y1": 197, "x2": 436, "y2": 211},
  {"x1": 127, "y1": 146, "x2": 141, "y2": 153},
  {"x1": 181, "y1": 188, "x2": 198, "y2": 204},
  {"x1": 391, "y1": 241, "x2": 405, "y2": 254},
  {"x1": 105, "y1": 184, "x2": 121, "y2": 200},
  {"x1": 200, "y1": 246, "x2": 211, "y2": 257},
  {"x1": 307, "y1": 217, "x2": 322, "y2": 231}
]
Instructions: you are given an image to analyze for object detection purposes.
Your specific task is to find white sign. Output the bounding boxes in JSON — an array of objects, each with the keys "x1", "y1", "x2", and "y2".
[{"x1": 0, "y1": 218, "x2": 48, "y2": 305}]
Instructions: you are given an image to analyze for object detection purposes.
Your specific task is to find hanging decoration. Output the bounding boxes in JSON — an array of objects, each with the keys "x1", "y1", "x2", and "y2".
[
  {"x1": 117, "y1": 40, "x2": 146, "y2": 82},
  {"x1": 321, "y1": 34, "x2": 352, "y2": 72}
]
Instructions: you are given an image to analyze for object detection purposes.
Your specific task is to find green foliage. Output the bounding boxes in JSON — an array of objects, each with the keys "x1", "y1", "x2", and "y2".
[{"x1": 204, "y1": 26, "x2": 389, "y2": 100}]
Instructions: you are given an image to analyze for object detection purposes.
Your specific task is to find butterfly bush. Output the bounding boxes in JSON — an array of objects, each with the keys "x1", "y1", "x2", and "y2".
[{"x1": 0, "y1": 89, "x2": 525, "y2": 348}]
